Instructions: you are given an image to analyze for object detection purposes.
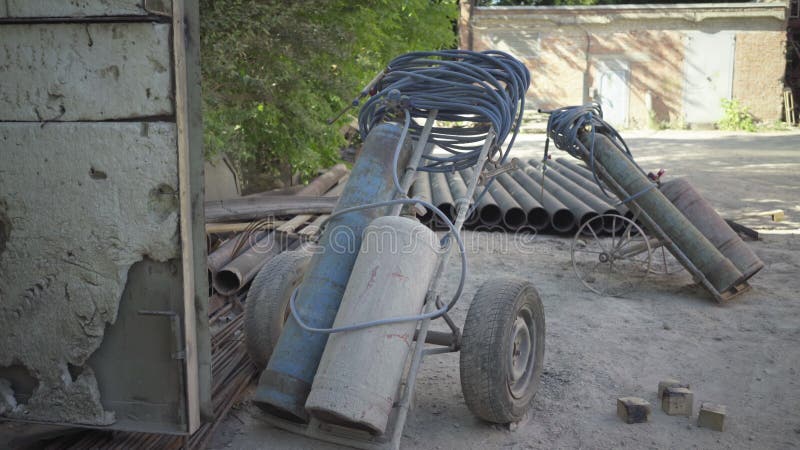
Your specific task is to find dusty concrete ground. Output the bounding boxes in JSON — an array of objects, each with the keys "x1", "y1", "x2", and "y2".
[
  {"x1": 1, "y1": 131, "x2": 796, "y2": 450},
  {"x1": 211, "y1": 130, "x2": 800, "y2": 449}
]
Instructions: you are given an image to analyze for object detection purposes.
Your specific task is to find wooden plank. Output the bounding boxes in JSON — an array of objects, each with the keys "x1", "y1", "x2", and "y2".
[
  {"x1": 178, "y1": 0, "x2": 213, "y2": 421},
  {"x1": 0, "y1": 0, "x2": 165, "y2": 18},
  {"x1": 0, "y1": 23, "x2": 173, "y2": 121},
  {"x1": 172, "y1": 0, "x2": 202, "y2": 433},
  {"x1": 205, "y1": 220, "x2": 285, "y2": 235},
  {"x1": 298, "y1": 214, "x2": 328, "y2": 239},
  {"x1": 725, "y1": 219, "x2": 760, "y2": 240},
  {"x1": 204, "y1": 196, "x2": 339, "y2": 223},
  {"x1": 277, "y1": 215, "x2": 313, "y2": 234}
]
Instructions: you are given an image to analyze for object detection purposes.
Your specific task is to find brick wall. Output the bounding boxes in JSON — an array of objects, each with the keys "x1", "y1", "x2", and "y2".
[{"x1": 734, "y1": 31, "x2": 787, "y2": 121}]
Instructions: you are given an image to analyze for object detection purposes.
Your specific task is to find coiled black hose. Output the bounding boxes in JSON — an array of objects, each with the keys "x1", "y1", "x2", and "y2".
[
  {"x1": 542, "y1": 103, "x2": 655, "y2": 205},
  {"x1": 358, "y1": 50, "x2": 530, "y2": 173}
]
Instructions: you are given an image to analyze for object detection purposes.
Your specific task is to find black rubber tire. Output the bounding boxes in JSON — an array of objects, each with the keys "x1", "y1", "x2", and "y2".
[
  {"x1": 459, "y1": 277, "x2": 545, "y2": 423},
  {"x1": 244, "y1": 248, "x2": 311, "y2": 370}
]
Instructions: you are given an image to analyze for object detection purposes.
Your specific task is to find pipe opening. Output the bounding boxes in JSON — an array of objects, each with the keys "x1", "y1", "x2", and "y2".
[
  {"x1": 479, "y1": 204, "x2": 502, "y2": 225},
  {"x1": 601, "y1": 210, "x2": 625, "y2": 233},
  {"x1": 419, "y1": 209, "x2": 434, "y2": 224},
  {"x1": 465, "y1": 210, "x2": 480, "y2": 227},
  {"x1": 579, "y1": 213, "x2": 601, "y2": 236},
  {"x1": 438, "y1": 203, "x2": 455, "y2": 221},
  {"x1": 551, "y1": 209, "x2": 576, "y2": 233},
  {"x1": 503, "y1": 208, "x2": 527, "y2": 230},
  {"x1": 527, "y1": 208, "x2": 549, "y2": 230},
  {"x1": 213, "y1": 269, "x2": 242, "y2": 295}
]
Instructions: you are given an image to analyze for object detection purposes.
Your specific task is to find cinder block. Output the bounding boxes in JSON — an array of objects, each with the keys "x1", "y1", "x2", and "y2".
[
  {"x1": 617, "y1": 397, "x2": 651, "y2": 424},
  {"x1": 697, "y1": 402, "x2": 726, "y2": 431},
  {"x1": 662, "y1": 387, "x2": 693, "y2": 416},
  {"x1": 658, "y1": 378, "x2": 689, "y2": 400}
]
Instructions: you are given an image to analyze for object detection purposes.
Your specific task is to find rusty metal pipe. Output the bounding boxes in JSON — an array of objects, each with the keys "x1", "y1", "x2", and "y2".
[
  {"x1": 522, "y1": 166, "x2": 598, "y2": 235},
  {"x1": 461, "y1": 168, "x2": 503, "y2": 227},
  {"x1": 445, "y1": 171, "x2": 479, "y2": 227},
  {"x1": 474, "y1": 172, "x2": 527, "y2": 230},
  {"x1": 430, "y1": 171, "x2": 455, "y2": 227},
  {"x1": 207, "y1": 230, "x2": 268, "y2": 273},
  {"x1": 212, "y1": 232, "x2": 285, "y2": 295},
  {"x1": 300, "y1": 163, "x2": 349, "y2": 196},
  {"x1": 495, "y1": 173, "x2": 549, "y2": 231},
  {"x1": 528, "y1": 160, "x2": 621, "y2": 233},
  {"x1": 411, "y1": 171, "x2": 435, "y2": 224},
  {"x1": 553, "y1": 158, "x2": 631, "y2": 219},
  {"x1": 509, "y1": 169, "x2": 575, "y2": 233}
]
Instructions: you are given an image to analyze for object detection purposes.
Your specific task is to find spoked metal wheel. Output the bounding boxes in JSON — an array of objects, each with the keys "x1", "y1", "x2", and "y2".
[
  {"x1": 571, "y1": 214, "x2": 651, "y2": 297},
  {"x1": 648, "y1": 244, "x2": 685, "y2": 275}
]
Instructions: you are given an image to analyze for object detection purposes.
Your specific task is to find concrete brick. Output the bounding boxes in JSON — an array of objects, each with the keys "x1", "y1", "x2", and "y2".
[
  {"x1": 658, "y1": 378, "x2": 689, "y2": 400},
  {"x1": 697, "y1": 402, "x2": 726, "y2": 431},
  {"x1": 662, "y1": 387, "x2": 694, "y2": 416},
  {"x1": 617, "y1": 397, "x2": 651, "y2": 424},
  {"x1": 0, "y1": 23, "x2": 173, "y2": 121}
]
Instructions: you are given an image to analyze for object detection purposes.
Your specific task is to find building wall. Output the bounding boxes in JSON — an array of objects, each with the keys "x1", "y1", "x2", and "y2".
[
  {"x1": 469, "y1": 4, "x2": 787, "y2": 126},
  {"x1": 733, "y1": 31, "x2": 787, "y2": 121},
  {"x1": 0, "y1": 0, "x2": 209, "y2": 434}
]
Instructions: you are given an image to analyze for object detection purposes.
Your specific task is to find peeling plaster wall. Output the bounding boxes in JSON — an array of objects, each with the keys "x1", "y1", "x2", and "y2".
[
  {"x1": 0, "y1": 23, "x2": 173, "y2": 121},
  {"x1": 0, "y1": 122, "x2": 180, "y2": 424},
  {"x1": 0, "y1": 0, "x2": 208, "y2": 431}
]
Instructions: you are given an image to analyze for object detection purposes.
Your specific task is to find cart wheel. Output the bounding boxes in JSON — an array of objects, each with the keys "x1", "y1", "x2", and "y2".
[
  {"x1": 244, "y1": 248, "x2": 311, "y2": 370},
  {"x1": 460, "y1": 278, "x2": 545, "y2": 424},
  {"x1": 648, "y1": 245, "x2": 685, "y2": 275},
  {"x1": 571, "y1": 214, "x2": 651, "y2": 297}
]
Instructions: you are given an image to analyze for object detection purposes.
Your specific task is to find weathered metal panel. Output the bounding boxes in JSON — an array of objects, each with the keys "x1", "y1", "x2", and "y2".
[
  {"x1": 88, "y1": 258, "x2": 187, "y2": 434},
  {"x1": 0, "y1": 0, "x2": 167, "y2": 18},
  {"x1": 683, "y1": 31, "x2": 735, "y2": 124},
  {"x1": 0, "y1": 122, "x2": 180, "y2": 426},
  {"x1": 0, "y1": 23, "x2": 173, "y2": 121},
  {"x1": 596, "y1": 59, "x2": 630, "y2": 127}
]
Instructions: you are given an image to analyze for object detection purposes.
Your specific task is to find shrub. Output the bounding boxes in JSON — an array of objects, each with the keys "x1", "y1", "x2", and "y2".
[{"x1": 718, "y1": 98, "x2": 757, "y2": 132}]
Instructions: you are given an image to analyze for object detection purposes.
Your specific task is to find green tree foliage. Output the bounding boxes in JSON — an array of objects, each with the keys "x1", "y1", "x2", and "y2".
[{"x1": 200, "y1": 0, "x2": 457, "y2": 189}]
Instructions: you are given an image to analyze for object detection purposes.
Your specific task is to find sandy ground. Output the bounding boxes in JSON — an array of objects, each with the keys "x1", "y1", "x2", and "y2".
[
  {"x1": 210, "y1": 130, "x2": 800, "y2": 450},
  {"x1": 3, "y1": 131, "x2": 797, "y2": 449}
]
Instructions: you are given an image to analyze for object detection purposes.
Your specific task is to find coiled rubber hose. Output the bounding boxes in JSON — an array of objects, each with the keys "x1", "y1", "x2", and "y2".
[
  {"x1": 542, "y1": 103, "x2": 655, "y2": 205},
  {"x1": 359, "y1": 50, "x2": 530, "y2": 173},
  {"x1": 288, "y1": 50, "x2": 531, "y2": 334}
]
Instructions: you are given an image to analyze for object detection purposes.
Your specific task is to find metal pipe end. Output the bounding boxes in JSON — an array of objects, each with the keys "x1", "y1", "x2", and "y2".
[
  {"x1": 479, "y1": 204, "x2": 503, "y2": 226},
  {"x1": 551, "y1": 209, "x2": 576, "y2": 233},
  {"x1": 527, "y1": 207, "x2": 550, "y2": 231},
  {"x1": 601, "y1": 210, "x2": 625, "y2": 233},
  {"x1": 503, "y1": 207, "x2": 527, "y2": 230},
  {"x1": 212, "y1": 268, "x2": 243, "y2": 296},
  {"x1": 578, "y1": 212, "x2": 601, "y2": 236}
]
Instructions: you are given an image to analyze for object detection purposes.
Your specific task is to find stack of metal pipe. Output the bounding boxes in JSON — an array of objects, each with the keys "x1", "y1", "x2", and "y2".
[{"x1": 410, "y1": 158, "x2": 630, "y2": 235}]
